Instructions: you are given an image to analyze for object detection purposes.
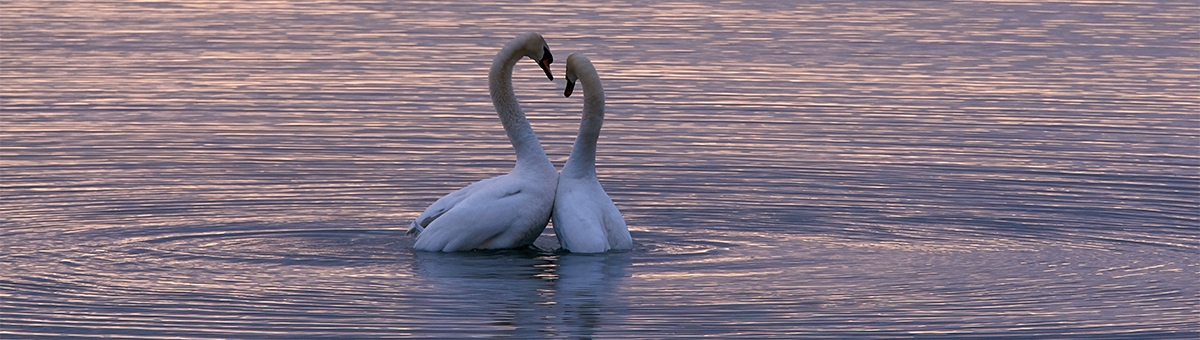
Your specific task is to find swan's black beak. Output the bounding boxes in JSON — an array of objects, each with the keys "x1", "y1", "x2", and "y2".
[
  {"x1": 537, "y1": 46, "x2": 554, "y2": 80},
  {"x1": 564, "y1": 78, "x2": 576, "y2": 98}
]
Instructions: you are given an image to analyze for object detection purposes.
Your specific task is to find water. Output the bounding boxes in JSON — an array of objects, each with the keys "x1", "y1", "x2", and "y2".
[{"x1": 2, "y1": 0, "x2": 1197, "y2": 338}]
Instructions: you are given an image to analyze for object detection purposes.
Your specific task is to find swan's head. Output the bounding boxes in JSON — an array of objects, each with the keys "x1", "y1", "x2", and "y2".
[
  {"x1": 563, "y1": 53, "x2": 594, "y2": 98},
  {"x1": 519, "y1": 32, "x2": 554, "y2": 80}
]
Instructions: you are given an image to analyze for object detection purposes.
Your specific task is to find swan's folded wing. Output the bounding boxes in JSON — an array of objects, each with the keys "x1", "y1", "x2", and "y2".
[
  {"x1": 601, "y1": 199, "x2": 633, "y2": 250},
  {"x1": 407, "y1": 176, "x2": 504, "y2": 235},
  {"x1": 414, "y1": 178, "x2": 550, "y2": 251}
]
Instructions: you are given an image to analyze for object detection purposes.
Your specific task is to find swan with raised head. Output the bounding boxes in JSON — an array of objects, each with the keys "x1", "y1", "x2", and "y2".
[
  {"x1": 552, "y1": 53, "x2": 633, "y2": 253},
  {"x1": 407, "y1": 32, "x2": 558, "y2": 252}
]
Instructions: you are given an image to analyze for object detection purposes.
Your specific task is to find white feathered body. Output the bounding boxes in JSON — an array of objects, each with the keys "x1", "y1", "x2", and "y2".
[
  {"x1": 553, "y1": 170, "x2": 632, "y2": 253},
  {"x1": 411, "y1": 169, "x2": 556, "y2": 251}
]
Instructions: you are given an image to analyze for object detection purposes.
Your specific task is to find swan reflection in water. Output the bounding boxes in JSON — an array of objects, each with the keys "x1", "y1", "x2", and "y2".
[{"x1": 411, "y1": 250, "x2": 631, "y2": 337}]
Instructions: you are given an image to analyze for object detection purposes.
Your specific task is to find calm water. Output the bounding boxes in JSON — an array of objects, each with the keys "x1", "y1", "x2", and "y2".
[{"x1": 2, "y1": 0, "x2": 1198, "y2": 338}]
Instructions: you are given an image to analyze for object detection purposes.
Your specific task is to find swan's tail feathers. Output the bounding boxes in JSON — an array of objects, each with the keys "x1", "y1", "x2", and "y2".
[
  {"x1": 406, "y1": 220, "x2": 425, "y2": 236},
  {"x1": 408, "y1": 207, "x2": 449, "y2": 236}
]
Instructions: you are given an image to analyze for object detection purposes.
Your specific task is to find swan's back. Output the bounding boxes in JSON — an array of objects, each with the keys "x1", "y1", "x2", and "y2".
[{"x1": 415, "y1": 172, "x2": 556, "y2": 251}]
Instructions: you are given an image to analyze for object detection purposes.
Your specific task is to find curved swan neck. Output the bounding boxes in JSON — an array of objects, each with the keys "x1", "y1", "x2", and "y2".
[
  {"x1": 489, "y1": 36, "x2": 553, "y2": 173},
  {"x1": 562, "y1": 66, "x2": 605, "y2": 179}
]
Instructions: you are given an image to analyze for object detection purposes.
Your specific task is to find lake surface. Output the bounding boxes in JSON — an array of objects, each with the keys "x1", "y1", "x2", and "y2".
[{"x1": 2, "y1": 0, "x2": 1197, "y2": 338}]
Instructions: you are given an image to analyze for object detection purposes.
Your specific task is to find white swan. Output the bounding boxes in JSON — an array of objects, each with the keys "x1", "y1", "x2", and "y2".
[
  {"x1": 552, "y1": 53, "x2": 633, "y2": 253},
  {"x1": 407, "y1": 32, "x2": 559, "y2": 252}
]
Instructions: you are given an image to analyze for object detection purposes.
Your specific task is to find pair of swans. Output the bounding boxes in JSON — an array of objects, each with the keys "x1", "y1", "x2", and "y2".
[{"x1": 406, "y1": 32, "x2": 632, "y2": 253}]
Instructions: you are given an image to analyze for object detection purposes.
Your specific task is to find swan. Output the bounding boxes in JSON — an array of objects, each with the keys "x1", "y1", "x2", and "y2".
[
  {"x1": 551, "y1": 53, "x2": 633, "y2": 253},
  {"x1": 406, "y1": 32, "x2": 558, "y2": 252}
]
